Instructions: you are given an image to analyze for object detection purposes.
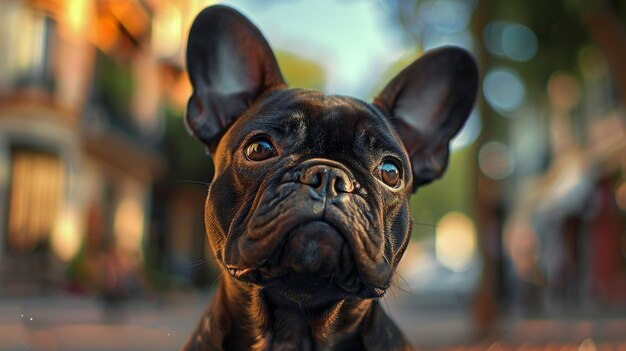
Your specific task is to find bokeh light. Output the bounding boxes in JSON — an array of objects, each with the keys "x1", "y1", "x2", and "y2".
[
  {"x1": 431, "y1": 0, "x2": 472, "y2": 34},
  {"x1": 51, "y1": 205, "x2": 82, "y2": 262},
  {"x1": 483, "y1": 21, "x2": 538, "y2": 62},
  {"x1": 60, "y1": 0, "x2": 90, "y2": 41},
  {"x1": 416, "y1": 0, "x2": 476, "y2": 51},
  {"x1": 435, "y1": 211, "x2": 477, "y2": 272},
  {"x1": 483, "y1": 68, "x2": 526, "y2": 115},
  {"x1": 547, "y1": 72, "x2": 581, "y2": 112},
  {"x1": 151, "y1": 2, "x2": 182, "y2": 58},
  {"x1": 114, "y1": 195, "x2": 145, "y2": 258},
  {"x1": 479, "y1": 141, "x2": 516, "y2": 180}
]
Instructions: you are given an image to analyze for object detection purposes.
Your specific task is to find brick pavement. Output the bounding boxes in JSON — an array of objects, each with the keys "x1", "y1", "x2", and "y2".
[{"x1": 1, "y1": 295, "x2": 625, "y2": 350}]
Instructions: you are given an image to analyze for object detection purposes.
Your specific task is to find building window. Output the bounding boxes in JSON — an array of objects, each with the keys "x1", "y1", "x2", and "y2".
[
  {"x1": 7, "y1": 148, "x2": 64, "y2": 252},
  {"x1": 0, "y1": 2, "x2": 56, "y2": 92}
]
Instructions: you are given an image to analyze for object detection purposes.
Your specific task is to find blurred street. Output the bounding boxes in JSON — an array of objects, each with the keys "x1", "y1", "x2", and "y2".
[
  {"x1": 1, "y1": 0, "x2": 625, "y2": 349},
  {"x1": 0, "y1": 294, "x2": 200, "y2": 351},
  {"x1": 2, "y1": 292, "x2": 626, "y2": 351}
]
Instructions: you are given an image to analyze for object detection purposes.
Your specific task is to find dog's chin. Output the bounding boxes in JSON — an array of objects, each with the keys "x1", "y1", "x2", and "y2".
[
  {"x1": 225, "y1": 268, "x2": 388, "y2": 314},
  {"x1": 226, "y1": 265, "x2": 387, "y2": 312},
  {"x1": 261, "y1": 277, "x2": 386, "y2": 314},
  {"x1": 224, "y1": 219, "x2": 389, "y2": 312},
  {"x1": 262, "y1": 282, "x2": 347, "y2": 313}
]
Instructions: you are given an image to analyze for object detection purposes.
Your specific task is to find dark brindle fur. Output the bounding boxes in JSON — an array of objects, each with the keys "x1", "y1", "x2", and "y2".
[{"x1": 182, "y1": 5, "x2": 478, "y2": 351}]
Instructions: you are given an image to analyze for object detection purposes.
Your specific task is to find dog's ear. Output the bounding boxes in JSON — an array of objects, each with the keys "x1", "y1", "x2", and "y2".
[
  {"x1": 374, "y1": 47, "x2": 478, "y2": 191},
  {"x1": 185, "y1": 5, "x2": 286, "y2": 151}
]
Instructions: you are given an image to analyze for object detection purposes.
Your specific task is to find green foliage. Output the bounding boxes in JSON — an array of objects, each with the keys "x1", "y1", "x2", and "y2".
[
  {"x1": 162, "y1": 107, "x2": 214, "y2": 184},
  {"x1": 491, "y1": 0, "x2": 590, "y2": 84},
  {"x1": 275, "y1": 50, "x2": 326, "y2": 90},
  {"x1": 410, "y1": 145, "x2": 477, "y2": 239},
  {"x1": 94, "y1": 53, "x2": 134, "y2": 118}
]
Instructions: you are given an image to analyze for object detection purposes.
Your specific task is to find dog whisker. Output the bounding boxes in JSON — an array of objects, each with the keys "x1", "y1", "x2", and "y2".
[
  {"x1": 177, "y1": 179, "x2": 212, "y2": 188},
  {"x1": 184, "y1": 257, "x2": 218, "y2": 267},
  {"x1": 180, "y1": 257, "x2": 219, "y2": 279},
  {"x1": 207, "y1": 272, "x2": 223, "y2": 293},
  {"x1": 189, "y1": 262, "x2": 212, "y2": 277},
  {"x1": 381, "y1": 294, "x2": 392, "y2": 313},
  {"x1": 412, "y1": 221, "x2": 439, "y2": 228},
  {"x1": 390, "y1": 286, "x2": 400, "y2": 309},
  {"x1": 391, "y1": 271, "x2": 415, "y2": 296}
]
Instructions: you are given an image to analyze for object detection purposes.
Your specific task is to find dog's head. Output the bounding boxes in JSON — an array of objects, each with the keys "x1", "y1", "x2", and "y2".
[{"x1": 186, "y1": 6, "x2": 478, "y2": 311}]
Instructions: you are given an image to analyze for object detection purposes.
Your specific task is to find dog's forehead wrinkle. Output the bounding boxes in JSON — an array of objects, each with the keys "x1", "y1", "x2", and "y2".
[
  {"x1": 351, "y1": 120, "x2": 407, "y2": 159},
  {"x1": 272, "y1": 111, "x2": 307, "y2": 136},
  {"x1": 229, "y1": 107, "x2": 302, "y2": 142}
]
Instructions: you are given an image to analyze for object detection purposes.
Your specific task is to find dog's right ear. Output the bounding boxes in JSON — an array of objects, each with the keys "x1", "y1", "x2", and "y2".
[{"x1": 185, "y1": 5, "x2": 286, "y2": 151}]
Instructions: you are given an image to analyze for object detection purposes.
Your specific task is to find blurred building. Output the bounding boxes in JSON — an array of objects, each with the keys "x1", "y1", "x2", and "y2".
[
  {"x1": 0, "y1": 0, "x2": 213, "y2": 297},
  {"x1": 473, "y1": 1, "x2": 626, "y2": 320},
  {"x1": 0, "y1": 0, "x2": 624, "y2": 335},
  {"x1": 383, "y1": 0, "x2": 626, "y2": 333}
]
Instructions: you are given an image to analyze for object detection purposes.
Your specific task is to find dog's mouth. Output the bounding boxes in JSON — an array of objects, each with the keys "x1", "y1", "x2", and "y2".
[
  {"x1": 224, "y1": 219, "x2": 386, "y2": 309},
  {"x1": 226, "y1": 220, "x2": 350, "y2": 284}
]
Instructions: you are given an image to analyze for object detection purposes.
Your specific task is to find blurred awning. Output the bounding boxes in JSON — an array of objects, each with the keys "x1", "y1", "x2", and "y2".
[{"x1": 82, "y1": 128, "x2": 165, "y2": 183}]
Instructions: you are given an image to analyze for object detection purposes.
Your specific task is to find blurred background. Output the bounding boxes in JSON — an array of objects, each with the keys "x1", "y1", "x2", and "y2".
[{"x1": 0, "y1": 0, "x2": 625, "y2": 350}]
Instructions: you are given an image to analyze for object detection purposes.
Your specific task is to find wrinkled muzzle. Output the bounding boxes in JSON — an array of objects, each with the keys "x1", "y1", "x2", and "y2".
[{"x1": 220, "y1": 159, "x2": 391, "y2": 305}]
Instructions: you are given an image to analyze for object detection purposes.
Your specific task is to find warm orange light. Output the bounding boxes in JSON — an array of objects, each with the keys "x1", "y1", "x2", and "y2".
[
  {"x1": 51, "y1": 205, "x2": 82, "y2": 262},
  {"x1": 172, "y1": 72, "x2": 192, "y2": 110},
  {"x1": 547, "y1": 72, "x2": 581, "y2": 113},
  {"x1": 109, "y1": 1, "x2": 149, "y2": 39},
  {"x1": 66, "y1": 0, "x2": 86, "y2": 32},
  {"x1": 61, "y1": 0, "x2": 91, "y2": 41},
  {"x1": 435, "y1": 211, "x2": 477, "y2": 271},
  {"x1": 114, "y1": 196, "x2": 145, "y2": 255},
  {"x1": 90, "y1": 14, "x2": 120, "y2": 53},
  {"x1": 151, "y1": 2, "x2": 182, "y2": 58}
]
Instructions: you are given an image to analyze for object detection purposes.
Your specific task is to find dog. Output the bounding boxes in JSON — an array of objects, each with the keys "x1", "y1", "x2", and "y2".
[{"x1": 182, "y1": 5, "x2": 478, "y2": 351}]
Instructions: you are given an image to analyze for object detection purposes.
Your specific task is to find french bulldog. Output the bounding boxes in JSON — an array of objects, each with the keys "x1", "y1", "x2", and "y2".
[{"x1": 182, "y1": 5, "x2": 478, "y2": 351}]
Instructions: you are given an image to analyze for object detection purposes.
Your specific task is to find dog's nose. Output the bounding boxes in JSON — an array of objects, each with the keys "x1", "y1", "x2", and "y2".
[{"x1": 299, "y1": 164, "x2": 354, "y2": 196}]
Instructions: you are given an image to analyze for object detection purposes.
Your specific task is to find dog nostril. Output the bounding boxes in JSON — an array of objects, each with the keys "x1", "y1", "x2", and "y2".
[
  {"x1": 300, "y1": 169, "x2": 323, "y2": 187},
  {"x1": 310, "y1": 172, "x2": 322, "y2": 187},
  {"x1": 334, "y1": 177, "x2": 348, "y2": 193},
  {"x1": 299, "y1": 165, "x2": 354, "y2": 195}
]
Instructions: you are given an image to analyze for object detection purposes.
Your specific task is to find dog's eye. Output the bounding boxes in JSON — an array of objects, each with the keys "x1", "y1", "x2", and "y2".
[
  {"x1": 377, "y1": 160, "x2": 401, "y2": 187},
  {"x1": 245, "y1": 138, "x2": 276, "y2": 161}
]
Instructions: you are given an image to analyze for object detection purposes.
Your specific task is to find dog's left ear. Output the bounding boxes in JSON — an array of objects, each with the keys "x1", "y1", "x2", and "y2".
[
  {"x1": 374, "y1": 47, "x2": 478, "y2": 191},
  {"x1": 185, "y1": 5, "x2": 286, "y2": 151}
]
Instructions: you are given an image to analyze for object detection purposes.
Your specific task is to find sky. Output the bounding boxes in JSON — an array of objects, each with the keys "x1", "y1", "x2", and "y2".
[
  {"x1": 209, "y1": 0, "x2": 481, "y2": 150},
  {"x1": 223, "y1": 0, "x2": 411, "y2": 98}
]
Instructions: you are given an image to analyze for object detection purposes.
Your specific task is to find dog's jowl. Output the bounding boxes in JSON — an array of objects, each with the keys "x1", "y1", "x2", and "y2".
[{"x1": 182, "y1": 5, "x2": 478, "y2": 351}]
